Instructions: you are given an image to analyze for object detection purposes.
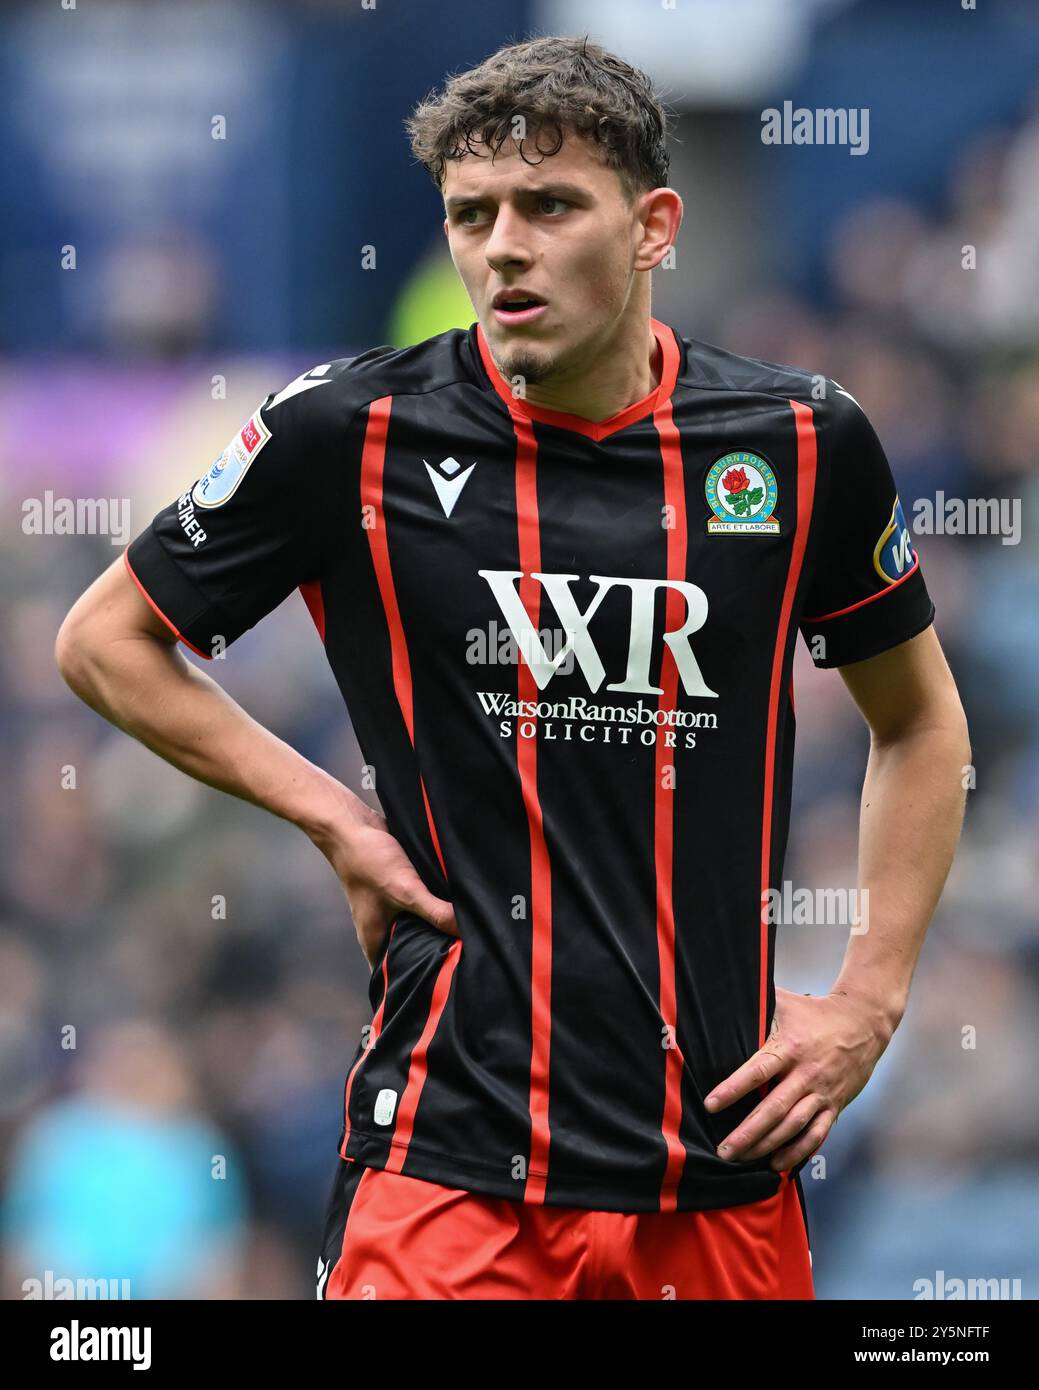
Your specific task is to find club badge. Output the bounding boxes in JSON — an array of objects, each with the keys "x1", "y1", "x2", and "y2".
[{"x1": 705, "y1": 451, "x2": 779, "y2": 534}]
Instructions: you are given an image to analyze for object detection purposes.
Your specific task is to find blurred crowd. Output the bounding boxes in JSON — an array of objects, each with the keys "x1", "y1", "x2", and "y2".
[
  {"x1": 3, "y1": 39, "x2": 1038, "y2": 1305},
  {"x1": 739, "y1": 100, "x2": 1039, "y2": 1295}
]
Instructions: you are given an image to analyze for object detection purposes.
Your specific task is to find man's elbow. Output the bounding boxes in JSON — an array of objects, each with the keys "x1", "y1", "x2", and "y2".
[
  {"x1": 953, "y1": 698, "x2": 972, "y2": 775},
  {"x1": 913, "y1": 689, "x2": 971, "y2": 772},
  {"x1": 934, "y1": 673, "x2": 971, "y2": 751},
  {"x1": 55, "y1": 593, "x2": 121, "y2": 703},
  {"x1": 54, "y1": 603, "x2": 97, "y2": 699}
]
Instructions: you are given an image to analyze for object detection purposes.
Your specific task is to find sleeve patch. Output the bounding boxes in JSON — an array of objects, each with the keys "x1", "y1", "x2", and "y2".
[
  {"x1": 873, "y1": 495, "x2": 915, "y2": 585},
  {"x1": 191, "y1": 405, "x2": 272, "y2": 510}
]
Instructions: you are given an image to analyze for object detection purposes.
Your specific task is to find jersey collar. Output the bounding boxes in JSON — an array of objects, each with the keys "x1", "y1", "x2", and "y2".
[{"x1": 471, "y1": 317, "x2": 682, "y2": 442}]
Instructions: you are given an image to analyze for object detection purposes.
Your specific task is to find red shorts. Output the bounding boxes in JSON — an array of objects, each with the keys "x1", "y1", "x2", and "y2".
[{"x1": 319, "y1": 1159, "x2": 814, "y2": 1300}]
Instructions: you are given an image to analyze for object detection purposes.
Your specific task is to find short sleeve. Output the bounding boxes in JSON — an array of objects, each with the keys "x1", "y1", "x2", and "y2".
[
  {"x1": 798, "y1": 384, "x2": 935, "y2": 669},
  {"x1": 125, "y1": 363, "x2": 351, "y2": 658}
]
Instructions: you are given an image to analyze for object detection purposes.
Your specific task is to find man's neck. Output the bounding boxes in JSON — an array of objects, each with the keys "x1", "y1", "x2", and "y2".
[{"x1": 501, "y1": 323, "x2": 662, "y2": 423}]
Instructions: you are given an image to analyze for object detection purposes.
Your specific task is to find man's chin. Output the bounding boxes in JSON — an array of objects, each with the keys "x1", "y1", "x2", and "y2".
[{"x1": 490, "y1": 342, "x2": 556, "y2": 388}]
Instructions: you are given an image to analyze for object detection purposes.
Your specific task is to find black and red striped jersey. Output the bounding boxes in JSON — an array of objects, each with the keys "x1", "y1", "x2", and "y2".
[{"x1": 125, "y1": 318, "x2": 934, "y2": 1214}]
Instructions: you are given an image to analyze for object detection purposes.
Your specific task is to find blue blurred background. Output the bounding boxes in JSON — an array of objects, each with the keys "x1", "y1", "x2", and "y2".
[{"x1": 2, "y1": 0, "x2": 1038, "y2": 1299}]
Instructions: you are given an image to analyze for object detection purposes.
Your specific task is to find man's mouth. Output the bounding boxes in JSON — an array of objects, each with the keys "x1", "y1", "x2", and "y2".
[{"x1": 492, "y1": 292, "x2": 547, "y2": 325}]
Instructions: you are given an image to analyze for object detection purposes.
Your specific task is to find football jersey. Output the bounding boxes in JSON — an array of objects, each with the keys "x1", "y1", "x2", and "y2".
[{"x1": 125, "y1": 318, "x2": 934, "y2": 1213}]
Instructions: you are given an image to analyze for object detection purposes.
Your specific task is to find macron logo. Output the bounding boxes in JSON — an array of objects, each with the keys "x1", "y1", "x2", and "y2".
[{"x1": 424, "y1": 456, "x2": 476, "y2": 518}]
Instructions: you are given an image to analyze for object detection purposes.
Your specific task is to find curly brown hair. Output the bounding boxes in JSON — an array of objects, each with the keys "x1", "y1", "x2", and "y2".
[{"x1": 404, "y1": 34, "x2": 674, "y2": 205}]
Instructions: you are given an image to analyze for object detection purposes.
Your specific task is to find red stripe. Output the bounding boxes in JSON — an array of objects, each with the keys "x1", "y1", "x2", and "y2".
[
  {"x1": 652, "y1": 396, "x2": 690, "y2": 1211},
  {"x1": 802, "y1": 553, "x2": 919, "y2": 623},
  {"x1": 506, "y1": 410, "x2": 554, "y2": 1203},
  {"x1": 122, "y1": 548, "x2": 212, "y2": 661},
  {"x1": 759, "y1": 403, "x2": 818, "y2": 1054},
  {"x1": 383, "y1": 940, "x2": 463, "y2": 1172},
  {"x1": 339, "y1": 921, "x2": 398, "y2": 1157},
  {"x1": 356, "y1": 398, "x2": 455, "y2": 1176},
  {"x1": 359, "y1": 396, "x2": 447, "y2": 878},
  {"x1": 298, "y1": 579, "x2": 326, "y2": 641}
]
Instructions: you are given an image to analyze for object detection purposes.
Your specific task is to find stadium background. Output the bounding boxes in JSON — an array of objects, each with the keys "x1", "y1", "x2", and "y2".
[{"x1": 2, "y1": 0, "x2": 1038, "y2": 1299}]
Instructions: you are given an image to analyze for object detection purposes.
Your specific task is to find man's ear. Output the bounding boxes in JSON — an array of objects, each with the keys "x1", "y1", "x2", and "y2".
[{"x1": 634, "y1": 188, "x2": 682, "y2": 274}]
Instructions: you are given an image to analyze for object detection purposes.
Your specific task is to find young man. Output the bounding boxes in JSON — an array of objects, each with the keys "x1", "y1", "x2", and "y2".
[{"x1": 56, "y1": 36, "x2": 969, "y2": 1300}]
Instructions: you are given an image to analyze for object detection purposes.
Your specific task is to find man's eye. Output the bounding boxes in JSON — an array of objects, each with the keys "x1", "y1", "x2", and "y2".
[
  {"x1": 539, "y1": 197, "x2": 568, "y2": 215},
  {"x1": 457, "y1": 207, "x2": 485, "y2": 225}
]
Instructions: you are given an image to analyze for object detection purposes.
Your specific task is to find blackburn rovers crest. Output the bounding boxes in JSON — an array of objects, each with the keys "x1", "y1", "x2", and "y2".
[{"x1": 705, "y1": 451, "x2": 779, "y2": 534}]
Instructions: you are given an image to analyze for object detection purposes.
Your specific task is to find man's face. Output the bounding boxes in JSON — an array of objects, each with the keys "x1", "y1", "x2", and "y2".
[{"x1": 442, "y1": 131, "x2": 646, "y2": 386}]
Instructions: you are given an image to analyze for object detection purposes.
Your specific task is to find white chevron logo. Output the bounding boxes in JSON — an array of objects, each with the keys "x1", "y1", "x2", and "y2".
[
  {"x1": 267, "y1": 364, "x2": 332, "y2": 411},
  {"x1": 424, "y1": 456, "x2": 476, "y2": 517}
]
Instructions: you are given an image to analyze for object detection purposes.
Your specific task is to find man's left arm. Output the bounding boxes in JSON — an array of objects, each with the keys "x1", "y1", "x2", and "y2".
[
  {"x1": 703, "y1": 627, "x2": 970, "y2": 1172},
  {"x1": 829, "y1": 623, "x2": 970, "y2": 1036}
]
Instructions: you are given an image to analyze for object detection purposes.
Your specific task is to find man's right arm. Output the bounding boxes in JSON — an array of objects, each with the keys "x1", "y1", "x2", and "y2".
[
  {"x1": 54, "y1": 552, "x2": 457, "y2": 964},
  {"x1": 56, "y1": 552, "x2": 345, "y2": 828}
]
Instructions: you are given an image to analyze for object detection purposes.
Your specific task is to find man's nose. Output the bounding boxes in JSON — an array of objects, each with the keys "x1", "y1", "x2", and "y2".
[{"x1": 484, "y1": 205, "x2": 532, "y2": 271}]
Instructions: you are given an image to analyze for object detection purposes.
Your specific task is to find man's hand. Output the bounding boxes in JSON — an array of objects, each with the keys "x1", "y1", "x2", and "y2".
[
  {"x1": 702, "y1": 984, "x2": 896, "y2": 1172},
  {"x1": 308, "y1": 798, "x2": 458, "y2": 970}
]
